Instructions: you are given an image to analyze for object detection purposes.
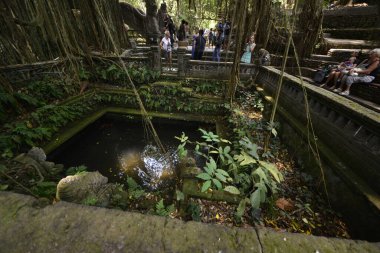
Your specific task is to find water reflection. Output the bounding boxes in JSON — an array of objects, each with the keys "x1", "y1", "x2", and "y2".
[{"x1": 118, "y1": 144, "x2": 179, "y2": 190}]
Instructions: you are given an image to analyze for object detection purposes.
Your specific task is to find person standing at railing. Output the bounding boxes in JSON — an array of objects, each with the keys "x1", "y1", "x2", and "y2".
[
  {"x1": 241, "y1": 33, "x2": 256, "y2": 64},
  {"x1": 160, "y1": 30, "x2": 172, "y2": 70},
  {"x1": 212, "y1": 29, "x2": 223, "y2": 62},
  {"x1": 193, "y1": 29, "x2": 206, "y2": 60}
]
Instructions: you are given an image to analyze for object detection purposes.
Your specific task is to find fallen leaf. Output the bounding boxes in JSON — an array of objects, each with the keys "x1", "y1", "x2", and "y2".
[{"x1": 275, "y1": 198, "x2": 295, "y2": 211}]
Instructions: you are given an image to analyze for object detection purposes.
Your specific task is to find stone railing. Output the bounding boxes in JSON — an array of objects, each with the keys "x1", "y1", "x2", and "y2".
[
  {"x1": 176, "y1": 47, "x2": 256, "y2": 80},
  {"x1": 0, "y1": 59, "x2": 66, "y2": 86},
  {"x1": 0, "y1": 51, "x2": 156, "y2": 87}
]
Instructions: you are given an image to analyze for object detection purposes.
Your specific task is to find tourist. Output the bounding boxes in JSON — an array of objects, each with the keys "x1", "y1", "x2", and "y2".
[
  {"x1": 320, "y1": 51, "x2": 359, "y2": 89},
  {"x1": 241, "y1": 33, "x2": 256, "y2": 64},
  {"x1": 212, "y1": 29, "x2": 223, "y2": 62},
  {"x1": 177, "y1": 20, "x2": 186, "y2": 41},
  {"x1": 164, "y1": 14, "x2": 176, "y2": 46},
  {"x1": 160, "y1": 30, "x2": 172, "y2": 70},
  {"x1": 223, "y1": 20, "x2": 231, "y2": 49},
  {"x1": 193, "y1": 29, "x2": 206, "y2": 60},
  {"x1": 333, "y1": 49, "x2": 380, "y2": 96},
  {"x1": 208, "y1": 28, "x2": 215, "y2": 48}
]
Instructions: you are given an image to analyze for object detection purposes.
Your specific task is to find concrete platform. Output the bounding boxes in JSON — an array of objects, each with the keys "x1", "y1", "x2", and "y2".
[{"x1": 0, "y1": 192, "x2": 379, "y2": 253}]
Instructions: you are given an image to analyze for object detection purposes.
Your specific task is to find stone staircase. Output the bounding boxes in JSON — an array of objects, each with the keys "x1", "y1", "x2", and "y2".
[
  {"x1": 303, "y1": 4, "x2": 380, "y2": 109},
  {"x1": 322, "y1": 5, "x2": 380, "y2": 51}
]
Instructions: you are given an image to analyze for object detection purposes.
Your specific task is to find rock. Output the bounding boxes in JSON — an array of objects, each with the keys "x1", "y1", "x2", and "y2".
[
  {"x1": 178, "y1": 157, "x2": 200, "y2": 178},
  {"x1": 13, "y1": 153, "x2": 48, "y2": 180},
  {"x1": 40, "y1": 161, "x2": 63, "y2": 175},
  {"x1": 27, "y1": 147, "x2": 46, "y2": 162},
  {"x1": 56, "y1": 171, "x2": 111, "y2": 205}
]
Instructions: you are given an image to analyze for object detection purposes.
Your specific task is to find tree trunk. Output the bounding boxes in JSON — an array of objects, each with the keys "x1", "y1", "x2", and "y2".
[
  {"x1": 249, "y1": 0, "x2": 273, "y2": 49},
  {"x1": 295, "y1": 0, "x2": 323, "y2": 59},
  {"x1": 225, "y1": 0, "x2": 248, "y2": 102},
  {"x1": 120, "y1": 0, "x2": 159, "y2": 41}
]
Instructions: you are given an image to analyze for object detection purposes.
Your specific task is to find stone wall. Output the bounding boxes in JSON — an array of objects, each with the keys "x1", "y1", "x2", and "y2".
[
  {"x1": 255, "y1": 66, "x2": 380, "y2": 240},
  {"x1": 323, "y1": 5, "x2": 380, "y2": 40},
  {"x1": 323, "y1": 6, "x2": 380, "y2": 29},
  {"x1": 0, "y1": 191, "x2": 379, "y2": 252}
]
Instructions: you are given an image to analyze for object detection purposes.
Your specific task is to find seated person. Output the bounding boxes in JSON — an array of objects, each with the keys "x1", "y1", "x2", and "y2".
[
  {"x1": 320, "y1": 51, "x2": 358, "y2": 88},
  {"x1": 333, "y1": 49, "x2": 380, "y2": 96}
]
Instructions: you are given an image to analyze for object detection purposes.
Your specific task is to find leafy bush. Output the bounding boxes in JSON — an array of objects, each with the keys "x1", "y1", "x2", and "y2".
[
  {"x1": 126, "y1": 177, "x2": 145, "y2": 199},
  {"x1": 31, "y1": 181, "x2": 57, "y2": 198},
  {"x1": 176, "y1": 129, "x2": 283, "y2": 213},
  {"x1": 93, "y1": 64, "x2": 160, "y2": 85}
]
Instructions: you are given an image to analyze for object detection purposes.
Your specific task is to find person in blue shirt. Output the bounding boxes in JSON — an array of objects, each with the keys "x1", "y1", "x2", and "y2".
[{"x1": 193, "y1": 29, "x2": 206, "y2": 60}]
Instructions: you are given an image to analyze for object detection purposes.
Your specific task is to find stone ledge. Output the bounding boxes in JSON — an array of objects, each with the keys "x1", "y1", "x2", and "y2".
[{"x1": 0, "y1": 192, "x2": 379, "y2": 253}]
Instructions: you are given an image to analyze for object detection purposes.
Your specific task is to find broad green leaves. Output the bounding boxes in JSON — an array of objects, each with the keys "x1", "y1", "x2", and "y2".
[
  {"x1": 259, "y1": 161, "x2": 283, "y2": 183},
  {"x1": 224, "y1": 186, "x2": 240, "y2": 195},
  {"x1": 196, "y1": 173, "x2": 212, "y2": 181},
  {"x1": 201, "y1": 180, "x2": 212, "y2": 192},
  {"x1": 175, "y1": 128, "x2": 283, "y2": 212},
  {"x1": 198, "y1": 157, "x2": 231, "y2": 192}
]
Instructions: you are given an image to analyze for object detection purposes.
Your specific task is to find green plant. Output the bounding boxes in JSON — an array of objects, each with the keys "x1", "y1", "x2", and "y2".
[
  {"x1": 0, "y1": 184, "x2": 8, "y2": 191},
  {"x1": 126, "y1": 177, "x2": 145, "y2": 199},
  {"x1": 176, "y1": 129, "x2": 283, "y2": 214},
  {"x1": 78, "y1": 67, "x2": 90, "y2": 80},
  {"x1": 66, "y1": 165, "x2": 87, "y2": 176},
  {"x1": 176, "y1": 129, "x2": 238, "y2": 193},
  {"x1": 186, "y1": 201, "x2": 201, "y2": 221},
  {"x1": 31, "y1": 181, "x2": 57, "y2": 198},
  {"x1": 155, "y1": 199, "x2": 175, "y2": 216},
  {"x1": 82, "y1": 196, "x2": 98, "y2": 206}
]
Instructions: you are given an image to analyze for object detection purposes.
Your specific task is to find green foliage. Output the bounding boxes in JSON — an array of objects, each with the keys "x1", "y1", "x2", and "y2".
[
  {"x1": 175, "y1": 132, "x2": 188, "y2": 159},
  {"x1": 82, "y1": 196, "x2": 98, "y2": 206},
  {"x1": 155, "y1": 199, "x2": 175, "y2": 216},
  {"x1": 0, "y1": 97, "x2": 93, "y2": 157},
  {"x1": 186, "y1": 201, "x2": 201, "y2": 221},
  {"x1": 31, "y1": 181, "x2": 57, "y2": 198},
  {"x1": 0, "y1": 78, "x2": 71, "y2": 123},
  {"x1": 93, "y1": 64, "x2": 160, "y2": 85},
  {"x1": 181, "y1": 79, "x2": 225, "y2": 96},
  {"x1": 66, "y1": 165, "x2": 88, "y2": 176},
  {"x1": 0, "y1": 184, "x2": 9, "y2": 191},
  {"x1": 126, "y1": 177, "x2": 145, "y2": 199},
  {"x1": 79, "y1": 67, "x2": 90, "y2": 80},
  {"x1": 176, "y1": 129, "x2": 283, "y2": 216}
]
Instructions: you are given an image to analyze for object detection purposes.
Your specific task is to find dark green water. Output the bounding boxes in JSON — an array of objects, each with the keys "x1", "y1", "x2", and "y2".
[{"x1": 49, "y1": 113, "x2": 213, "y2": 189}]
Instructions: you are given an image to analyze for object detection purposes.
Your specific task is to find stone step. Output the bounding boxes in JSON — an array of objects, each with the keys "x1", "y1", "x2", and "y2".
[
  {"x1": 311, "y1": 54, "x2": 333, "y2": 61},
  {"x1": 324, "y1": 37, "x2": 380, "y2": 49},
  {"x1": 327, "y1": 48, "x2": 372, "y2": 61},
  {"x1": 323, "y1": 33, "x2": 332, "y2": 38},
  {"x1": 323, "y1": 27, "x2": 380, "y2": 40},
  {"x1": 323, "y1": 5, "x2": 380, "y2": 29}
]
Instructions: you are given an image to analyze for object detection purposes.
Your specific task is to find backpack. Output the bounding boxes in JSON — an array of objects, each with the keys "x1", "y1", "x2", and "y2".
[
  {"x1": 313, "y1": 70, "x2": 327, "y2": 83},
  {"x1": 313, "y1": 64, "x2": 334, "y2": 83}
]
